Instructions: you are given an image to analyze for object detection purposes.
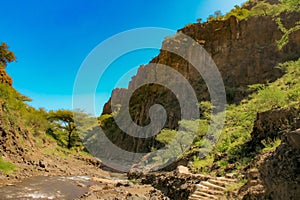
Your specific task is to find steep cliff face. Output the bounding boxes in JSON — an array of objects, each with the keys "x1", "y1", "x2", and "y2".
[
  {"x1": 101, "y1": 11, "x2": 300, "y2": 152},
  {"x1": 180, "y1": 13, "x2": 299, "y2": 87}
]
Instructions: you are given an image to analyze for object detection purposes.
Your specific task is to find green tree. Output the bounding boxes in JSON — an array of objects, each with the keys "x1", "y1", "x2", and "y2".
[
  {"x1": 207, "y1": 15, "x2": 215, "y2": 22},
  {"x1": 280, "y1": 0, "x2": 300, "y2": 11},
  {"x1": 214, "y1": 10, "x2": 222, "y2": 18},
  {"x1": 48, "y1": 110, "x2": 76, "y2": 149},
  {"x1": 0, "y1": 42, "x2": 16, "y2": 68},
  {"x1": 224, "y1": 5, "x2": 250, "y2": 20},
  {"x1": 156, "y1": 129, "x2": 193, "y2": 158},
  {"x1": 25, "y1": 107, "x2": 50, "y2": 137},
  {"x1": 251, "y1": 2, "x2": 271, "y2": 16}
]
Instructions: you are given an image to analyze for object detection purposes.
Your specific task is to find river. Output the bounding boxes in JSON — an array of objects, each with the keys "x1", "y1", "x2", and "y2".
[{"x1": 0, "y1": 173, "x2": 127, "y2": 200}]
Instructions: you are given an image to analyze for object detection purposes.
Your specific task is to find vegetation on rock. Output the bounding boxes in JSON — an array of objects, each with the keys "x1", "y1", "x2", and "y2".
[
  {"x1": 0, "y1": 42, "x2": 16, "y2": 69},
  {"x1": 0, "y1": 156, "x2": 17, "y2": 174}
]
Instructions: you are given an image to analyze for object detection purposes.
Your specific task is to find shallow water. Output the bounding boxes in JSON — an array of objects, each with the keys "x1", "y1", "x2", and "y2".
[{"x1": 0, "y1": 176, "x2": 92, "y2": 200}]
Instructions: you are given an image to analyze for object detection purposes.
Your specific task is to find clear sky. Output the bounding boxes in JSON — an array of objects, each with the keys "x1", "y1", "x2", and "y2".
[{"x1": 1, "y1": 0, "x2": 246, "y2": 115}]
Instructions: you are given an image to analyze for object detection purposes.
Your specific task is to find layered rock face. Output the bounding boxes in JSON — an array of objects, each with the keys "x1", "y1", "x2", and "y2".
[{"x1": 101, "y1": 11, "x2": 300, "y2": 152}]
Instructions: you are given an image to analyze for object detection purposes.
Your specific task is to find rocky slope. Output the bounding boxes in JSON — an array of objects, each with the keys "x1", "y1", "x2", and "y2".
[
  {"x1": 124, "y1": 106, "x2": 300, "y2": 199},
  {"x1": 240, "y1": 107, "x2": 300, "y2": 199},
  {"x1": 0, "y1": 69, "x2": 12, "y2": 86},
  {"x1": 0, "y1": 71, "x2": 102, "y2": 185}
]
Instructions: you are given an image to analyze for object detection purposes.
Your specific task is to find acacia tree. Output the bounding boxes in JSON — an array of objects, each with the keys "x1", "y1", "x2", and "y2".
[
  {"x1": 214, "y1": 10, "x2": 222, "y2": 18},
  {"x1": 251, "y1": 2, "x2": 272, "y2": 16},
  {"x1": 0, "y1": 42, "x2": 16, "y2": 68},
  {"x1": 48, "y1": 110, "x2": 76, "y2": 149},
  {"x1": 47, "y1": 109, "x2": 97, "y2": 149}
]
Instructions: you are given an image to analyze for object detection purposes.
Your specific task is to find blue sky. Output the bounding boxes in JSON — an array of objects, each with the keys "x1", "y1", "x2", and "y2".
[{"x1": 1, "y1": 0, "x2": 246, "y2": 115}]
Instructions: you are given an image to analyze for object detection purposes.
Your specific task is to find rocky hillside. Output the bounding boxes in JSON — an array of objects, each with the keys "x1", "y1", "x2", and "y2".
[
  {"x1": 100, "y1": 0, "x2": 300, "y2": 153},
  {"x1": 0, "y1": 48, "x2": 104, "y2": 185},
  {"x1": 240, "y1": 107, "x2": 300, "y2": 199},
  {"x1": 0, "y1": 71, "x2": 103, "y2": 184}
]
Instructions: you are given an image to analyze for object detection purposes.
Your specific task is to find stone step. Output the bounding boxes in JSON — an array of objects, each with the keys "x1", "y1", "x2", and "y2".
[
  {"x1": 208, "y1": 179, "x2": 229, "y2": 187},
  {"x1": 192, "y1": 191, "x2": 219, "y2": 199},
  {"x1": 196, "y1": 187, "x2": 224, "y2": 195},
  {"x1": 188, "y1": 194, "x2": 208, "y2": 200},
  {"x1": 225, "y1": 173, "x2": 237, "y2": 179},
  {"x1": 201, "y1": 181, "x2": 226, "y2": 191},
  {"x1": 213, "y1": 176, "x2": 237, "y2": 183},
  {"x1": 196, "y1": 183, "x2": 209, "y2": 190},
  {"x1": 189, "y1": 175, "x2": 238, "y2": 200}
]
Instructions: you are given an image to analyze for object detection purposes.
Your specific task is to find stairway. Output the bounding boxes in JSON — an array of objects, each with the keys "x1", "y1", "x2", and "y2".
[{"x1": 188, "y1": 174, "x2": 238, "y2": 200}]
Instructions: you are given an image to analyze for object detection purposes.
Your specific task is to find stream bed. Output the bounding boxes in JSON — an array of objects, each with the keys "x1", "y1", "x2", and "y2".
[{"x1": 0, "y1": 176, "x2": 93, "y2": 200}]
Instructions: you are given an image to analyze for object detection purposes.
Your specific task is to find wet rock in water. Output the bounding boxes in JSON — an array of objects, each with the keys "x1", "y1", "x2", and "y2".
[{"x1": 76, "y1": 181, "x2": 86, "y2": 187}]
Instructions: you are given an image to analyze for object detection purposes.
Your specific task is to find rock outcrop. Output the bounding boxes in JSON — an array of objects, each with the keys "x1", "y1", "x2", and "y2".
[
  {"x1": 250, "y1": 107, "x2": 300, "y2": 149},
  {"x1": 287, "y1": 128, "x2": 300, "y2": 148},
  {"x1": 0, "y1": 69, "x2": 12, "y2": 86},
  {"x1": 240, "y1": 107, "x2": 300, "y2": 199},
  {"x1": 128, "y1": 166, "x2": 205, "y2": 200},
  {"x1": 128, "y1": 166, "x2": 239, "y2": 200},
  {"x1": 259, "y1": 132, "x2": 300, "y2": 199},
  {"x1": 241, "y1": 130, "x2": 300, "y2": 200}
]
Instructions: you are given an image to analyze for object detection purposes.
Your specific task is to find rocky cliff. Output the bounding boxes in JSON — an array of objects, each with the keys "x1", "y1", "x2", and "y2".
[{"x1": 100, "y1": 9, "x2": 300, "y2": 154}]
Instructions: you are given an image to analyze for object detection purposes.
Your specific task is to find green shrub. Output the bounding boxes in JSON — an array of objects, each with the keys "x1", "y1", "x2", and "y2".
[
  {"x1": 226, "y1": 178, "x2": 247, "y2": 192},
  {"x1": 224, "y1": 6, "x2": 250, "y2": 20},
  {"x1": 192, "y1": 154, "x2": 214, "y2": 173},
  {"x1": 0, "y1": 156, "x2": 18, "y2": 174},
  {"x1": 255, "y1": 86, "x2": 287, "y2": 109},
  {"x1": 277, "y1": 20, "x2": 300, "y2": 50},
  {"x1": 261, "y1": 138, "x2": 282, "y2": 152},
  {"x1": 279, "y1": 0, "x2": 300, "y2": 11}
]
